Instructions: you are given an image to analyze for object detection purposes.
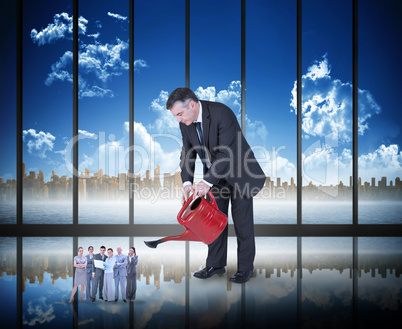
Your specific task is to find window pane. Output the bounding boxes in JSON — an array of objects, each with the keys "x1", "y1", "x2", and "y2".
[
  {"x1": 133, "y1": 0, "x2": 184, "y2": 223},
  {"x1": 247, "y1": 0, "x2": 297, "y2": 224},
  {"x1": 78, "y1": 0, "x2": 129, "y2": 223},
  {"x1": 358, "y1": 237, "x2": 402, "y2": 326},
  {"x1": 245, "y1": 238, "x2": 297, "y2": 327},
  {"x1": 302, "y1": 237, "x2": 353, "y2": 326},
  {"x1": 135, "y1": 237, "x2": 185, "y2": 327},
  {"x1": 23, "y1": 0, "x2": 73, "y2": 223},
  {"x1": 0, "y1": 2, "x2": 17, "y2": 224},
  {"x1": 0, "y1": 238, "x2": 17, "y2": 328},
  {"x1": 23, "y1": 237, "x2": 73, "y2": 327},
  {"x1": 358, "y1": 0, "x2": 402, "y2": 224},
  {"x1": 301, "y1": 0, "x2": 353, "y2": 224},
  {"x1": 189, "y1": 0, "x2": 241, "y2": 183}
]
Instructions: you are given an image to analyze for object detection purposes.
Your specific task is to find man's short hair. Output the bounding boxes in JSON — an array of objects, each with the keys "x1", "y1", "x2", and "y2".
[
  {"x1": 100, "y1": 246, "x2": 106, "y2": 250},
  {"x1": 166, "y1": 87, "x2": 199, "y2": 110}
]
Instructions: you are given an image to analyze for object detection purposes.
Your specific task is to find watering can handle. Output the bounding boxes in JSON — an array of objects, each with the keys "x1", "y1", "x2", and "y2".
[{"x1": 177, "y1": 191, "x2": 218, "y2": 221}]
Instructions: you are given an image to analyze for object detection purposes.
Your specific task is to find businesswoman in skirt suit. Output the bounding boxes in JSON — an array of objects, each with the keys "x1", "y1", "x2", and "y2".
[{"x1": 69, "y1": 246, "x2": 87, "y2": 303}]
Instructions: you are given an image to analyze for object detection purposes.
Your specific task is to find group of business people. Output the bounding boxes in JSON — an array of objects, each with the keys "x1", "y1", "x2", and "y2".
[{"x1": 69, "y1": 245, "x2": 138, "y2": 303}]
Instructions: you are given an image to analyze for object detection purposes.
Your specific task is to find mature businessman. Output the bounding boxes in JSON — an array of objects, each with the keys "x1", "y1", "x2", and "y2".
[
  {"x1": 167, "y1": 87, "x2": 265, "y2": 283},
  {"x1": 91, "y1": 245, "x2": 106, "y2": 302},
  {"x1": 114, "y1": 246, "x2": 127, "y2": 302}
]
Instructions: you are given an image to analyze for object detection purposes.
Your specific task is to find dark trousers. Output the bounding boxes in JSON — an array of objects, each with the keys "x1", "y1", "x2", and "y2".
[
  {"x1": 92, "y1": 272, "x2": 104, "y2": 299},
  {"x1": 206, "y1": 182, "x2": 255, "y2": 272},
  {"x1": 126, "y1": 273, "x2": 137, "y2": 300}
]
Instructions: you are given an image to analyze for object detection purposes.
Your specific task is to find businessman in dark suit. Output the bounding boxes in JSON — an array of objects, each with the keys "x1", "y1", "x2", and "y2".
[
  {"x1": 91, "y1": 246, "x2": 106, "y2": 302},
  {"x1": 167, "y1": 87, "x2": 265, "y2": 283}
]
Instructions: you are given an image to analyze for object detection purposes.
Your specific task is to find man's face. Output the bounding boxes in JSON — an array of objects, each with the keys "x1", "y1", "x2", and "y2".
[
  {"x1": 117, "y1": 247, "x2": 122, "y2": 255},
  {"x1": 100, "y1": 248, "x2": 105, "y2": 255},
  {"x1": 169, "y1": 100, "x2": 198, "y2": 126}
]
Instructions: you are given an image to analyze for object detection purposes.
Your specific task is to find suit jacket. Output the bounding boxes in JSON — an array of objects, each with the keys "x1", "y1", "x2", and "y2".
[
  {"x1": 113, "y1": 254, "x2": 128, "y2": 277},
  {"x1": 85, "y1": 254, "x2": 95, "y2": 274},
  {"x1": 126, "y1": 255, "x2": 138, "y2": 276},
  {"x1": 180, "y1": 100, "x2": 265, "y2": 198},
  {"x1": 92, "y1": 253, "x2": 107, "y2": 276}
]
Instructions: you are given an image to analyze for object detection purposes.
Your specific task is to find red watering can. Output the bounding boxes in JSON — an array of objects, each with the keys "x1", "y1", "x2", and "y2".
[{"x1": 144, "y1": 191, "x2": 227, "y2": 248}]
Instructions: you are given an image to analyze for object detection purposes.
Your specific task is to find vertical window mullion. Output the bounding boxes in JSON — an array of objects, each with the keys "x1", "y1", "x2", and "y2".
[
  {"x1": 353, "y1": 0, "x2": 358, "y2": 227},
  {"x1": 73, "y1": 0, "x2": 79, "y2": 226},
  {"x1": 297, "y1": 0, "x2": 302, "y2": 227}
]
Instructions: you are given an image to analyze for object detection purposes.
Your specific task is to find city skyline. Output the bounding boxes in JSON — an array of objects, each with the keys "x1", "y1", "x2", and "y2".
[
  {"x1": 1, "y1": 252, "x2": 400, "y2": 293},
  {"x1": 0, "y1": 162, "x2": 401, "y2": 201}
]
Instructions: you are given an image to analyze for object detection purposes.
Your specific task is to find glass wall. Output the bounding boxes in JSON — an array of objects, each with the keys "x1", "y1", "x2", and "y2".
[
  {"x1": 133, "y1": 0, "x2": 184, "y2": 224},
  {"x1": 245, "y1": 238, "x2": 297, "y2": 327},
  {"x1": 189, "y1": 0, "x2": 241, "y2": 185},
  {"x1": 358, "y1": 0, "x2": 402, "y2": 224},
  {"x1": 0, "y1": 1, "x2": 17, "y2": 224},
  {"x1": 302, "y1": 237, "x2": 353, "y2": 326},
  {"x1": 358, "y1": 237, "x2": 402, "y2": 326},
  {"x1": 247, "y1": 0, "x2": 297, "y2": 224},
  {"x1": 22, "y1": 237, "x2": 73, "y2": 328},
  {"x1": 78, "y1": 0, "x2": 130, "y2": 224},
  {"x1": 0, "y1": 238, "x2": 17, "y2": 328},
  {"x1": 22, "y1": 0, "x2": 73, "y2": 224},
  {"x1": 301, "y1": 0, "x2": 353, "y2": 224}
]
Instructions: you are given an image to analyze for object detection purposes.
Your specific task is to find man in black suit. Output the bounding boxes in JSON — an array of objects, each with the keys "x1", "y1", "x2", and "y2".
[
  {"x1": 167, "y1": 87, "x2": 265, "y2": 283},
  {"x1": 91, "y1": 245, "x2": 106, "y2": 302}
]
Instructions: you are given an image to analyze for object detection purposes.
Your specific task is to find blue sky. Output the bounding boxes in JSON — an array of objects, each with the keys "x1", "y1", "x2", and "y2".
[{"x1": 0, "y1": 0, "x2": 401, "y2": 186}]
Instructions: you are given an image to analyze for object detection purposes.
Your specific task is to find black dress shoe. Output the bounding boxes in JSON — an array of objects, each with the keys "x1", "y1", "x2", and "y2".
[
  {"x1": 99, "y1": 296, "x2": 103, "y2": 300},
  {"x1": 90, "y1": 298, "x2": 95, "y2": 303},
  {"x1": 229, "y1": 271, "x2": 254, "y2": 284},
  {"x1": 193, "y1": 266, "x2": 225, "y2": 279},
  {"x1": 123, "y1": 299, "x2": 127, "y2": 303},
  {"x1": 114, "y1": 299, "x2": 118, "y2": 302}
]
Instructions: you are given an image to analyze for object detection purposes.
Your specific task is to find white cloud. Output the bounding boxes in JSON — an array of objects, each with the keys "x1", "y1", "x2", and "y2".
[
  {"x1": 45, "y1": 39, "x2": 136, "y2": 98},
  {"x1": 194, "y1": 81, "x2": 241, "y2": 111},
  {"x1": 45, "y1": 51, "x2": 73, "y2": 86},
  {"x1": 147, "y1": 90, "x2": 181, "y2": 136},
  {"x1": 88, "y1": 32, "x2": 100, "y2": 39},
  {"x1": 358, "y1": 144, "x2": 402, "y2": 182},
  {"x1": 79, "y1": 153, "x2": 95, "y2": 173},
  {"x1": 31, "y1": 13, "x2": 87, "y2": 46},
  {"x1": 38, "y1": 14, "x2": 148, "y2": 98},
  {"x1": 23, "y1": 297, "x2": 55, "y2": 326},
  {"x1": 302, "y1": 143, "x2": 402, "y2": 186},
  {"x1": 78, "y1": 129, "x2": 98, "y2": 140},
  {"x1": 23, "y1": 129, "x2": 55, "y2": 159},
  {"x1": 134, "y1": 121, "x2": 182, "y2": 177},
  {"x1": 107, "y1": 12, "x2": 128, "y2": 21},
  {"x1": 290, "y1": 54, "x2": 381, "y2": 142},
  {"x1": 80, "y1": 85, "x2": 114, "y2": 98},
  {"x1": 134, "y1": 59, "x2": 149, "y2": 71}
]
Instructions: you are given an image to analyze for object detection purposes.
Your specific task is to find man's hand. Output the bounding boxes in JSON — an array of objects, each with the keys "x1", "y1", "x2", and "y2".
[
  {"x1": 195, "y1": 181, "x2": 211, "y2": 198},
  {"x1": 182, "y1": 184, "x2": 195, "y2": 205},
  {"x1": 92, "y1": 273, "x2": 95, "y2": 279}
]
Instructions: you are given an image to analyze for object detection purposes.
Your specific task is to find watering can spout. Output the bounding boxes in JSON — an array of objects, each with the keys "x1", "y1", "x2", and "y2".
[
  {"x1": 144, "y1": 239, "x2": 163, "y2": 249},
  {"x1": 144, "y1": 191, "x2": 227, "y2": 248},
  {"x1": 144, "y1": 229, "x2": 201, "y2": 248}
]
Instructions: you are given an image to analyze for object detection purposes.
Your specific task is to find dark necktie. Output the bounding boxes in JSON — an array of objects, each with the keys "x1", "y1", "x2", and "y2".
[{"x1": 194, "y1": 122, "x2": 207, "y2": 175}]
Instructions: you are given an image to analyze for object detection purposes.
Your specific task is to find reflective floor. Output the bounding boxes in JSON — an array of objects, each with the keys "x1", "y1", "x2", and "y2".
[{"x1": 0, "y1": 237, "x2": 401, "y2": 328}]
